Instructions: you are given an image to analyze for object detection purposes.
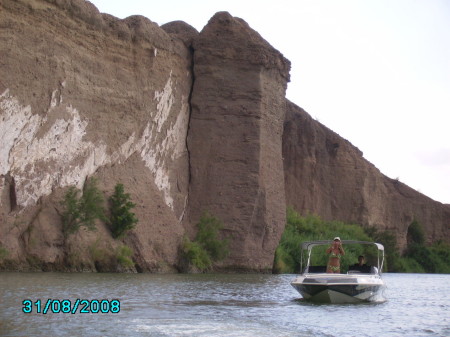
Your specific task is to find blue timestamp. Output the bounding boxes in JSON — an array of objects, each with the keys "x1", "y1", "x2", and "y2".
[{"x1": 22, "y1": 299, "x2": 120, "y2": 314}]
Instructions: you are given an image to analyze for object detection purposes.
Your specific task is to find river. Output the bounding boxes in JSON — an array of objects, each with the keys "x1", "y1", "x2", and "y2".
[{"x1": 0, "y1": 272, "x2": 448, "y2": 337}]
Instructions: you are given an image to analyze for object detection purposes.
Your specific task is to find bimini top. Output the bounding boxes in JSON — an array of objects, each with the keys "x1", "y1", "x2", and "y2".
[{"x1": 301, "y1": 240, "x2": 384, "y2": 252}]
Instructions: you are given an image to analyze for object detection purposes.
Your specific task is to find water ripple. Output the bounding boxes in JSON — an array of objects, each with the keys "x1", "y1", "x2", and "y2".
[{"x1": 0, "y1": 273, "x2": 449, "y2": 336}]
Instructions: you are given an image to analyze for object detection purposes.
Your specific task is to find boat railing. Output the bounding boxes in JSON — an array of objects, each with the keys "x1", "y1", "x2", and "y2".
[{"x1": 305, "y1": 265, "x2": 380, "y2": 275}]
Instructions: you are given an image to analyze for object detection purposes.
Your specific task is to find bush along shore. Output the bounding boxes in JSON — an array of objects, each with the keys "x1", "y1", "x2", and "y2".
[
  {"x1": 181, "y1": 212, "x2": 229, "y2": 273},
  {"x1": 274, "y1": 208, "x2": 450, "y2": 274}
]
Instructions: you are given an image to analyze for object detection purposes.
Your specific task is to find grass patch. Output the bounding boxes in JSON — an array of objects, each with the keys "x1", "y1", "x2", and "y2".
[
  {"x1": 116, "y1": 245, "x2": 134, "y2": 268},
  {"x1": 89, "y1": 238, "x2": 109, "y2": 264}
]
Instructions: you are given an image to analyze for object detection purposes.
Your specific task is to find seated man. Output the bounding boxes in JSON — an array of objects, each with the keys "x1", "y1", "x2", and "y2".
[{"x1": 350, "y1": 255, "x2": 371, "y2": 273}]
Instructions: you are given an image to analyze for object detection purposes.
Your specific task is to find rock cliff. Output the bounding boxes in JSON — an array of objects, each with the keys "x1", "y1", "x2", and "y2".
[
  {"x1": 0, "y1": 0, "x2": 448, "y2": 271},
  {"x1": 0, "y1": 0, "x2": 193, "y2": 271},
  {"x1": 283, "y1": 101, "x2": 450, "y2": 251},
  {"x1": 187, "y1": 12, "x2": 290, "y2": 270}
]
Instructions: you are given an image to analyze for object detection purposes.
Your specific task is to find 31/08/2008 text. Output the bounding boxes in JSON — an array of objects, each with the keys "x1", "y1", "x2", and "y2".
[{"x1": 22, "y1": 299, "x2": 120, "y2": 314}]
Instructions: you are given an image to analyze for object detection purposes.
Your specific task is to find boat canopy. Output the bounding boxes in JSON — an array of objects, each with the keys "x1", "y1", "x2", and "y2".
[
  {"x1": 300, "y1": 240, "x2": 385, "y2": 273},
  {"x1": 301, "y1": 240, "x2": 384, "y2": 252}
]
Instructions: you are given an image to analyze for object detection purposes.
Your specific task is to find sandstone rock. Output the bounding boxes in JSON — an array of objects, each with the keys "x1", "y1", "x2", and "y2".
[
  {"x1": 283, "y1": 100, "x2": 450, "y2": 251},
  {"x1": 187, "y1": 12, "x2": 290, "y2": 270},
  {"x1": 161, "y1": 21, "x2": 199, "y2": 47},
  {"x1": 0, "y1": 0, "x2": 191, "y2": 271}
]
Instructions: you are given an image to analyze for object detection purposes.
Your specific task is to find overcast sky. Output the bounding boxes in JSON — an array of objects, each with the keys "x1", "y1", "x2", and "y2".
[{"x1": 88, "y1": 0, "x2": 450, "y2": 204}]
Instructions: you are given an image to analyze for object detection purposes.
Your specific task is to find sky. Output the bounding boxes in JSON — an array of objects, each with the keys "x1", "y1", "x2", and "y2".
[{"x1": 88, "y1": 0, "x2": 450, "y2": 204}]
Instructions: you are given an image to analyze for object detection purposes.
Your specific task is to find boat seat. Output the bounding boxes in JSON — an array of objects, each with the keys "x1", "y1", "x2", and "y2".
[{"x1": 307, "y1": 266, "x2": 327, "y2": 273}]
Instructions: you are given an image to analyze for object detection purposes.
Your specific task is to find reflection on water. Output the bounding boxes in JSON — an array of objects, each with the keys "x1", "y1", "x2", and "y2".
[{"x1": 0, "y1": 272, "x2": 449, "y2": 337}]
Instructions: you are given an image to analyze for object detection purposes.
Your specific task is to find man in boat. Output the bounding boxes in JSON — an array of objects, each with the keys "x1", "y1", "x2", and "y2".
[
  {"x1": 354, "y1": 255, "x2": 367, "y2": 267},
  {"x1": 350, "y1": 255, "x2": 371, "y2": 273}
]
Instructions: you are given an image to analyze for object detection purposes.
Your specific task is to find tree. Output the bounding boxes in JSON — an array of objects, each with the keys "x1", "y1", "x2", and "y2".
[
  {"x1": 61, "y1": 186, "x2": 82, "y2": 235},
  {"x1": 61, "y1": 178, "x2": 105, "y2": 237},
  {"x1": 109, "y1": 183, "x2": 138, "y2": 239},
  {"x1": 79, "y1": 178, "x2": 107, "y2": 227}
]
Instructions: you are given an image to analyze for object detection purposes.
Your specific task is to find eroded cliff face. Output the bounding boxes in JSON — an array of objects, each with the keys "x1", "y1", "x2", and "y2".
[
  {"x1": 0, "y1": 0, "x2": 194, "y2": 271},
  {"x1": 283, "y1": 101, "x2": 450, "y2": 251},
  {"x1": 187, "y1": 12, "x2": 290, "y2": 270},
  {"x1": 0, "y1": 0, "x2": 448, "y2": 272}
]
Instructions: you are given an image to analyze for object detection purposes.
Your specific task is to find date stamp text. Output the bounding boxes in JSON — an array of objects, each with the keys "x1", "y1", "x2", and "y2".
[{"x1": 22, "y1": 299, "x2": 121, "y2": 314}]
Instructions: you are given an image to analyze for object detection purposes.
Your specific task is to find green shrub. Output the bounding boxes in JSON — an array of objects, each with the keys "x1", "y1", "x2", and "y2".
[
  {"x1": 195, "y1": 212, "x2": 229, "y2": 261},
  {"x1": 275, "y1": 208, "x2": 373, "y2": 273},
  {"x1": 405, "y1": 243, "x2": 450, "y2": 274},
  {"x1": 430, "y1": 241, "x2": 450, "y2": 264},
  {"x1": 0, "y1": 245, "x2": 9, "y2": 260},
  {"x1": 182, "y1": 237, "x2": 212, "y2": 271},
  {"x1": 407, "y1": 219, "x2": 425, "y2": 245},
  {"x1": 182, "y1": 212, "x2": 229, "y2": 271},
  {"x1": 116, "y1": 245, "x2": 134, "y2": 268},
  {"x1": 364, "y1": 226, "x2": 400, "y2": 272},
  {"x1": 273, "y1": 245, "x2": 295, "y2": 274},
  {"x1": 396, "y1": 256, "x2": 426, "y2": 273},
  {"x1": 109, "y1": 183, "x2": 138, "y2": 239},
  {"x1": 61, "y1": 178, "x2": 106, "y2": 237},
  {"x1": 400, "y1": 221, "x2": 450, "y2": 274},
  {"x1": 429, "y1": 242, "x2": 450, "y2": 273},
  {"x1": 61, "y1": 186, "x2": 81, "y2": 235}
]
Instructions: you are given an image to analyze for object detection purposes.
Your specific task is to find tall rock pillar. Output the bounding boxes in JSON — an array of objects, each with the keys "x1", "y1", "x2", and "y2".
[{"x1": 187, "y1": 12, "x2": 290, "y2": 270}]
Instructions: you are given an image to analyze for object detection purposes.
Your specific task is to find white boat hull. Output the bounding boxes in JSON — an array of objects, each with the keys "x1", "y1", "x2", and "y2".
[{"x1": 291, "y1": 273, "x2": 386, "y2": 304}]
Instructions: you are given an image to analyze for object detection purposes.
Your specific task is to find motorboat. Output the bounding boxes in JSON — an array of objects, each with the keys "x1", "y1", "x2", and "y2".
[{"x1": 291, "y1": 240, "x2": 386, "y2": 304}]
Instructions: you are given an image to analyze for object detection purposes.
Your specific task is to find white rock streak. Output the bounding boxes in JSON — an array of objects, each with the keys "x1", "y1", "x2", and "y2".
[
  {"x1": 0, "y1": 73, "x2": 188, "y2": 210},
  {"x1": 139, "y1": 72, "x2": 188, "y2": 209},
  {"x1": 153, "y1": 70, "x2": 174, "y2": 133},
  {"x1": 0, "y1": 88, "x2": 108, "y2": 206}
]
